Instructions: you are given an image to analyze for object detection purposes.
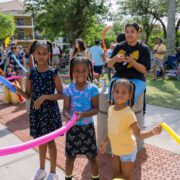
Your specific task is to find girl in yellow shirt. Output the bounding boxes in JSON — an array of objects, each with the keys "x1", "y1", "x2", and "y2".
[{"x1": 100, "y1": 79, "x2": 162, "y2": 180}]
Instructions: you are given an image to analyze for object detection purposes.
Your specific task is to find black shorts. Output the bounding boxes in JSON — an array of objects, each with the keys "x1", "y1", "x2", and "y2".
[{"x1": 65, "y1": 123, "x2": 97, "y2": 158}]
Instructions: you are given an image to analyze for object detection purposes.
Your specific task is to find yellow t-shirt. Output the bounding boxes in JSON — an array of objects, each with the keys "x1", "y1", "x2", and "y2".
[
  {"x1": 108, "y1": 106, "x2": 137, "y2": 156},
  {"x1": 153, "y1": 44, "x2": 166, "y2": 60}
]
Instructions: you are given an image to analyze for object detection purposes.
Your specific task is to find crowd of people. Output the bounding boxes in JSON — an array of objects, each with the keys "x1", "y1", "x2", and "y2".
[{"x1": 0, "y1": 22, "x2": 165, "y2": 180}]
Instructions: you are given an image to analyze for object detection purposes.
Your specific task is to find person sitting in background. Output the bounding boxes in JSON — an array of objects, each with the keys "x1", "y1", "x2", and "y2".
[
  {"x1": 2, "y1": 64, "x2": 22, "y2": 104},
  {"x1": 107, "y1": 22, "x2": 151, "y2": 105},
  {"x1": 6, "y1": 43, "x2": 26, "y2": 90}
]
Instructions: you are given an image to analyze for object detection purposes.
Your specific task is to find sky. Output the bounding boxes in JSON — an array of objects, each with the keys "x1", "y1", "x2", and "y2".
[{"x1": 0, "y1": 0, "x2": 12, "y2": 2}]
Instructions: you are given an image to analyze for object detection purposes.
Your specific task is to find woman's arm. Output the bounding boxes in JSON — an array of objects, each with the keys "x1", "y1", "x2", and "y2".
[
  {"x1": 22, "y1": 56, "x2": 26, "y2": 68},
  {"x1": 125, "y1": 55, "x2": 147, "y2": 74},
  {"x1": 131, "y1": 122, "x2": 162, "y2": 139},
  {"x1": 107, "y1": 54, "x2": 125, "y2": 67},
  {"x1": 29, "y1": 55, "x2": 34, "y2": 69},
  {"x1": 69, "y1": 50, "x2": 74, "y2": 61}
]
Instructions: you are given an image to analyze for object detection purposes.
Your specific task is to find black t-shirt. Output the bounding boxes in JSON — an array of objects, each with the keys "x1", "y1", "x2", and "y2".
[{"x1": 111, "y1": 41, "x2": 151, "y2": 81}]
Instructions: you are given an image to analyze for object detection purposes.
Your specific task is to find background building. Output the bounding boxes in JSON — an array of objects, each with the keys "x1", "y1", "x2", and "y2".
[{"x1": 0, "y1": 0, "x2": 35, "y2": 48}]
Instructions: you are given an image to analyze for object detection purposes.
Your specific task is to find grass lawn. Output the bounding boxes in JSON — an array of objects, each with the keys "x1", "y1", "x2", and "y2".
[
  {"x1": 61, "y1": 72, "x2": 180, "y2": 110},
  {"x1": 146, "y1": 75, "x2": 180, "y2": 110}
]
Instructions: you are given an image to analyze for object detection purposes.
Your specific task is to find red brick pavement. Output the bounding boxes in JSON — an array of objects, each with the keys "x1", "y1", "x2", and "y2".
[{"x1": 0, "y1": 102, "x2": 180, "y2": 180}]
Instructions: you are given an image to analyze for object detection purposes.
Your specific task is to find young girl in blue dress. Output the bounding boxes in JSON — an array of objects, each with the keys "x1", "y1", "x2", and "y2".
[
  {"x1": 63, "y1": 57, "x2": 99, "y2": 180},
  {"x1": 15, "y1": 41, "x2": 64, "y2": 180}
]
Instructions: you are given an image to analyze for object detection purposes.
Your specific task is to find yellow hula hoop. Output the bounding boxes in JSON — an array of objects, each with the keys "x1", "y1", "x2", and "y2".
[{"x1": 161, "y1": 122, "x2": 180, "y2": 144}]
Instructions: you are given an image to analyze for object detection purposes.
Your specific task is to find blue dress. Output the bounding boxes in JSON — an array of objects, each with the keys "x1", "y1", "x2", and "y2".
[{"x1": 29, "y1": 68, "x2": 62, "y2": 138}]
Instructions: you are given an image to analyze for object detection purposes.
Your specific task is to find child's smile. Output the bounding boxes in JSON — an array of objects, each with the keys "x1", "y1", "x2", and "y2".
[
  {"x1": 113, "y1": 84, "x2": 130, "y2": 106},
  {"x1": 73, "y1": 64, "x2": 89, "y2": 83}
]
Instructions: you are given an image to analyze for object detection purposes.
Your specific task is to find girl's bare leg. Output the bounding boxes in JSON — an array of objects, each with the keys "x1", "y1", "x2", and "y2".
[
  {"x1": 39, "y1": 144, "x2": 47, "y2": 170},
  {"x1": 121, "y1": 161, "x2": 134, "y2": 180},
  {"x1": 112, "y1": 155, "x2": 122, "y2": 178},
  {"x1": 88, "y1": 156, "x2": 99, "y2": 177},
  {"x1": 48, "y1": 140, "x2": 57, "y2": 173}
]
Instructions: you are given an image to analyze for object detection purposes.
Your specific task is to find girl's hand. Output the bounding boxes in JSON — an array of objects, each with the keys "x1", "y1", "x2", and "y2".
[
  {"x1": 152, "y1": 125, "x2": 162, "y2": 135},
  {"x1": 33, "y1": 95, "x2": 46, "y2": 110},
  {"x1": 99, "y1": 142, "x2": 106, "y2": 154},
  {"x1": 64, "y1": 112, "x2": 72, "y2": 122},
  {"x1": 75, "y1": 111, "x2": 84, "y2": 122}
]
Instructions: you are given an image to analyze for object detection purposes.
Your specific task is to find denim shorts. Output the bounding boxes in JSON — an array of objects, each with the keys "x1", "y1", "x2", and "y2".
[{"x1": 120, "y1": 148, "x2": 137, "y2": 163}]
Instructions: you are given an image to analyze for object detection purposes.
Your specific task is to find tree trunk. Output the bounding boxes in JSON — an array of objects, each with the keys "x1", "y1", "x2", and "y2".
[
  {"x1": 166, "y1": 0, "x2": 176, "y2": 56},
  {"x1": 175, "y1": 18, "x2": 180, "y2": 33},
  {"x1": 156, "y1": 18, "x2": 167, "y2": 39}
]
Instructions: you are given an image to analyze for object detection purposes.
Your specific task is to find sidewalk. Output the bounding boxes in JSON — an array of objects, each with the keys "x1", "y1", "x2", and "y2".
[{"x1": 144, "y1": 105, "x2": 180, "y2": 154}]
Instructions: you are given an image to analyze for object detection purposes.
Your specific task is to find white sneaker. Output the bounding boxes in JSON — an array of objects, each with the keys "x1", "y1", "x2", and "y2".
[
  {"x1": 32, "y1": 169, "x2": 47, "y2": 180},
  {"x1": 46, "y1": 173, "x2": 58, "y2": 180}
]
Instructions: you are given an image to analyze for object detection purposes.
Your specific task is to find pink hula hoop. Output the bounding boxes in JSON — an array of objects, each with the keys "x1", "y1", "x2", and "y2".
[{"x1": 0, "y1": 114, "x2": 78, "y2": 156}]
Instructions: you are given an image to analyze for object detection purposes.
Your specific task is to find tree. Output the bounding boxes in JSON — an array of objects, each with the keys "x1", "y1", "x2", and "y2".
[
  {"x1": 0, "y1": 13, "x2": 15, "y2": 40},
  {"x1": 116, "y1": 0, "x2": 168, "y2": 39},
  {"x1": 166, "y1": 0, "x2": 176, "y2": 56},
  {"x1": 24, "y1": 0, "x2": 109, "y2": 45}
]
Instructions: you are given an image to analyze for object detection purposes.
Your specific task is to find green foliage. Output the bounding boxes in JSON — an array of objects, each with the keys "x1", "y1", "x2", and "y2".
[
  {"x1": 176, "y1": 30, "x2": 180, "y2": 47},
  {"x1": 112, "y1": 20, "x2": 125, "y2": 36},
  {"x1": 0, "y1": 13, "x2": 15, "y2": 40},
  {"x1": 143, "y1": 24, "x2": 165, "y2": 48},
  {"x1": 25, "y1": 0, "x2": 109, "y2": 44},
  {"x1": 116, "y1": 0, "x2": 169, "y2": 39}
]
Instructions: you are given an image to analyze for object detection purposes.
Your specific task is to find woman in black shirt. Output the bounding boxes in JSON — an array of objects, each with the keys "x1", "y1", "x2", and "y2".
[{"x1": 107, "y1": 23, "x2": 151, "y2": 104}]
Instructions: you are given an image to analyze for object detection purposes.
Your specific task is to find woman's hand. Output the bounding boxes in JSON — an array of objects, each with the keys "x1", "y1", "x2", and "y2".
[
  {"x1": 33, "y1": 95, "x2": 46, "y2": 110},
  {"x1": 124, "y1": 54, "x2": 134, "y2": 64},
  {"x1": 112, "y1": 54, "x2": 125, "y2": 63}
]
